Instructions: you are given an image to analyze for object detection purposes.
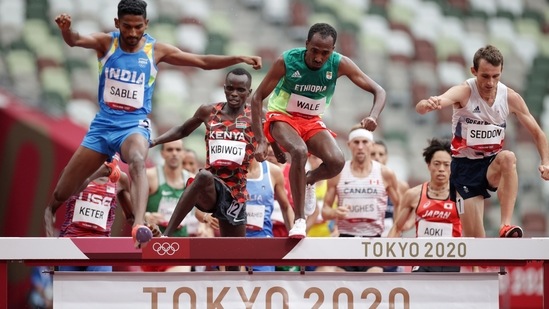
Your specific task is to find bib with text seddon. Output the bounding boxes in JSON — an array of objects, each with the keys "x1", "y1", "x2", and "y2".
[
  {"x1": 245, "y1": 204, "x2": 265, "y2": 231},
  {"x1": 342, "y1": 198, "x2": 378, "y2": 222},
  {"x1": 104, "y1": 74, "x2": 145, "y2": 111},
  {"x1": 72, "y1": 199, "x2": 110, "y2": 230},
  {"x1": 287, "y1": 93, "x2": 326, "y2": 116},
  {"x1": 208, "y1": 139, "x2": 247, "y2": 167},
  {"x1": 417, "y1": 220, "x2": 453, "y2": 237},
  {"x1": 466, "y1": 123, "x2": 504, "y2": 146}
]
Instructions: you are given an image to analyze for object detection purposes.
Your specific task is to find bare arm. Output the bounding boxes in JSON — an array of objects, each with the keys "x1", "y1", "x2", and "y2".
[
  {"x1": 338, "y1": 56, "x2": 386, "y2": 130},
  {"x1": 155, "y1": 42, "x2": 261, "y2": 70},
  {"x1": 250, "y1": 56, "x2": 286, "y2": 160},
  {"x1": 270, "y1": 163, "x2": 294, "y2": 230},
  {"x1": 54, "y1": 14, "x2": 111, "y2": 56},
  {"x1": 381, "y1": 166, "x2": 400, "y2": 215},
  {"x1": 389, "y1": 185, "x2": 421, "y2": 237},
  {"x1": 151, "y1": 104, "x2": 211, "y2": 147},
  {"x1": 416, "y1": 83, "x2": 470, "y2": 114},
  {"x1": 321, "y1": 174, "x2": 347, "y2": 220},
  {"x1": 508, "y1": 89, "x2": 549, "y2": 178}
]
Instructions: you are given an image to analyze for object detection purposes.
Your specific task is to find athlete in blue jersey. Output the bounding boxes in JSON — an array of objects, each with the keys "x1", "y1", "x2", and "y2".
[
  {"x1": 45, "y1": 0, "x2": 261, "y2": 248},
  {"x1": 246, "y1": 158, "x2": 294, "y2": 272},
  {"x1": 251, "y1": 23, "x2": 386, "y2": 238}
]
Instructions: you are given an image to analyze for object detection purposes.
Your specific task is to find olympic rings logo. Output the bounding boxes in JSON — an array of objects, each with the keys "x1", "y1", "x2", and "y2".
[{"x1": 152, "y1": 242, "x2": 180, "y2": 256}]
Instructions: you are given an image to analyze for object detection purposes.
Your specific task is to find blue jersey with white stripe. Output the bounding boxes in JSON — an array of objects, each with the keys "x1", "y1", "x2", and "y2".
[
  {"x1": 97, "y1": 32, "x2": 158, "y2": 116},
  {"x1": 246, "y1": 161, "x2": 274, "y2": 237}
]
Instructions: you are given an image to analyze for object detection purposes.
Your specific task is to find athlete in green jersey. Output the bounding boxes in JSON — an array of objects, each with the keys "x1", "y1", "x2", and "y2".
[{"x1": 251, "y1": 23, "x2": 387, "y2": 238}]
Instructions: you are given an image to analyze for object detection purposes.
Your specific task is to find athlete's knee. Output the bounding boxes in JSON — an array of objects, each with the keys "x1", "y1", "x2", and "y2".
[
  {"x1": 288, "y1": 145, "x2": 308, "y2": 164},
  {"x1": 323, "y1": 149, "x2": 345, "y2": 173},
  {"x1": 193, "y1": 170, "x2": 214, "y2": 186},
  {"x1": 497, "y1": 150, "x2": 516, "y2": 170},
  {"x1": 52, "y1": 186, "x2": 72, "y2": 203}
]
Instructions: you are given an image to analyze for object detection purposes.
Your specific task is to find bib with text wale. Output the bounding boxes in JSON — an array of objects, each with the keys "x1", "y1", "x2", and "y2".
[
  {"x1": 286, "y1": 93, "x2": 326, "y2": 116},
  {"x1": 245, "y1": 204, "x2": 265, "y2": 230},
  {"x1": 417, "y1": 220, "x2": 453, "y2": 237},
  {"x1": 208, "y1": 139, "x2": 247, "y2": 166},
  {"x1": 466, "y1": 123, "x2": 505, "y2": 146},
  {"x1": 72, "y1": 200, "x2": 110, "y2": 230},
  {"x1": 104, "y1": 77, "x2": 145, "y2": 111},
  {"x1": 342, "y1": 198, "x2": 377, "y2": 222}
]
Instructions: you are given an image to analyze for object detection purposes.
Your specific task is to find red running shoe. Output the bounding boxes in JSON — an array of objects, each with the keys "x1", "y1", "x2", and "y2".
[{"x1": 499, "y1": 225, "x2": 523, "y2": 238}]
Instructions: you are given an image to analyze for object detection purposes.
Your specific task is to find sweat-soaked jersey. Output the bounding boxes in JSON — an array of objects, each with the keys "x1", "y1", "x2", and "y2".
[{"x1": 205, "y1": 102, "x2": 256, "y2": 203}]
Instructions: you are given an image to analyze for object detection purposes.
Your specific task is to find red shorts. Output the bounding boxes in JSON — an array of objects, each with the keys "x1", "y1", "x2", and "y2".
[{"x1": 264, "y1": 112, "x2": 335, "y2": 143}]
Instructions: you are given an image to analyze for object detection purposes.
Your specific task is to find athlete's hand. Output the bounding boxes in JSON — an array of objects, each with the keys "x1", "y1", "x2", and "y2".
[
  {"x1": 360, "y1": 116, "x2": 378, "y2": 131},
  {"x1": 243, "y1": 56, "x2": 262, "y2": 70},
  {"x1": 203, "y1": 213, "x2": 220, "y2": 230},
  {"x1": 55, "y1": 14, "x2": 72, "y2": 31},
  {"x1": 539, "y1": 164, "x2": 549, "y2": 180},
  {"x1": 254, "y1": 139, "x2": 269, "y2": 162},
  {"x1": 425, "y1": 96, "x2": 442, "y2": 112}
]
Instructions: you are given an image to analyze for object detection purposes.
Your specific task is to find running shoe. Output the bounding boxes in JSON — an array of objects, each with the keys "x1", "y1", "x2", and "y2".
[
  {"x1": 105, "y1": 154, "x2": 121, "y2": 183},
  {"x1": 288, "y1": 218, "x2": 307, "y2": 239},
  {"x1": 304, "y1": 184, "x2": 316, "y2": 216},
  {"x1": 499, "y1": 225, "x2": 523, "y2": 238},
  {"x1": 132, "y1": 224, "x2": 153, "y2": 247}
]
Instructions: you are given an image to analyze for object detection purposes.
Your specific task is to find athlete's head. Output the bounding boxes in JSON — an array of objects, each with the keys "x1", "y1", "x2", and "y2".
[
  {"x1": 371, "y1": 140, "x2": 388, "y2": 165},
  {"x1": 471, "y1": 45, "x2": 503, "y2": 92},
  {"x1": 160, "y1": 140, "x2": 184, "y2": 169},
  {"x1": 305, "y1": 23, "x2": 337, "y2": 70},
  {"x1": 224, "y1": 68, "x2": 252, "y2": 109},
  {"x1": 422, "y1": 138, "x2": 451, "y2": 184},
  {"x1": 182, "y1": 149, "x2": 199, "y2": 174},
  {"x1": 115, "y1": 0, "x2": 148, "y2": 48},
  {"x1": 347, "y1": 124, "x2": 374, "y2": 164}
]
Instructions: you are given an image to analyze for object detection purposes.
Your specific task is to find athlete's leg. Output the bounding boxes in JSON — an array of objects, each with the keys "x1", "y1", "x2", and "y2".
[
  {"x1": 164, "y1": 170, "x2": 217, "y2": 236},
  {"x1": 45, "y1": 146, "x2": 107, "y2": 236},
  {"x1": 120, "y1": 133, "x2": 150, "y2": 227},
  {"x1": 486, "y1": 150, "x2": 518, "y2": 228},
  {"x1": 305, "y1": 131, "x2": 345, "y2": 185},
  {"x1": 270, "y1": 121, "x2": 308, "y2": 220},
  {"x1": 459, "y1": 194, "x2": 486, "y2": 238}
]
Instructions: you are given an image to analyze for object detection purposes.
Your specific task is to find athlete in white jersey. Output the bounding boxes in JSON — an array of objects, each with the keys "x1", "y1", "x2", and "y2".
[
  {"x1": 416, "y1": 45, "x2": 549, "y2": 239},
  {"x1": 322, "y1": 126, "x2": 400, "y2": 272}
]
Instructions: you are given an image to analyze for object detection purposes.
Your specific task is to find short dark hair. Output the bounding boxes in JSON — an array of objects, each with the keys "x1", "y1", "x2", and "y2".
[
  {"x1": 422, "y1": 138, "x2": 451, "y2": 164},
  {"x1": 226, "y1": 68, "x2": 252, "y2": 84},
  {"x1": 118, "y1": 0, "x2": 147, "y2": 19},
  {"x1": 374, "y1": 140, "x2": 387, "y2": 153},
  {"x1": 473, "y1": 45, "x2": 503, "y2": 71},
  {"x1": 307, "y1": 23, "x2": 337, "y2": 44}
]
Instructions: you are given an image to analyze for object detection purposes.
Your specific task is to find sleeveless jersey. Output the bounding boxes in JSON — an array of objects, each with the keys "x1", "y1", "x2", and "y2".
[
  {"x1": 98, "y1": 32, "x2": 158, "y2": 115},
  {"x1": 60, "y1": 180, "x2": 117, "y2": 237},
  {"x1": 451, "y1": 78, "x2": 509, "y2": 159},
  {"x1": 336, "y1": 160, "x2": 388, "y2": 236},
  {"x1": 246, "y1": 161, "x2": 274, "y2": 236},
  {"x1": 205, "y1": 102, "x2": 256, "y2": 203},
  {"x1": 268, "y1": 48, "x2": 342, "y2": 116},
  {"x1": 415, "y1": 183, "x2": 462, "y2": 237},
  {"x1": 146, "y1": 165, "x2": 190, "y2": 237}
]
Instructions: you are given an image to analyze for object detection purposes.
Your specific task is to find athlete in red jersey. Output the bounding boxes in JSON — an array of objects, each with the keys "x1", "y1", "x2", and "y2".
[
  {"x1": 151, "y1": 68, "x2": 257, "y2": 270},
  {"x1": 389, "y1": 138, "x2": 461, "y2": 272}
]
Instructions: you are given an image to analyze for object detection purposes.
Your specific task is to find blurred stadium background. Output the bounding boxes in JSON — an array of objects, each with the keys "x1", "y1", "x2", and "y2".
[{"x1": 0, "y1": 0, "x2": 548, "y2": 307}]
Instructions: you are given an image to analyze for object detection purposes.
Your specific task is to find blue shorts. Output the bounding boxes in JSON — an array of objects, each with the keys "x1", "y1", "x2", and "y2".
[
  {"x1": 450, "y1": 156, "x2": 497, "y2": 201},
  {"x1": 82, "y1": 112, "x2": 151, "y2": 160}
]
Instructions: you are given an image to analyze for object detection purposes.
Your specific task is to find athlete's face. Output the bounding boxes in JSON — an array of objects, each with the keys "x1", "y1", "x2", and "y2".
[
  {"x1": 224, "y1": 73, "x2": 252, "y2": 109},
  {"x1": 427, "y1": 150, "x2": 451, "y2": 186},
  {"x1": 471, "y1": 59, "x2": 502, "y2": 94},
  {"x1": 370, "y1": 143, "x2": 388, "y2": 165},
  {"x1": 182, "y1": 151, "x2": 199, "y2": 173},
  {"x1": 348, "y1": 137, "x2": 373, "y2": 164},
  {"x1": 161, "y1": 140, "x2": 184, "y2": 169},
  {"x1": 304, "y1": 33, "x2": 335, "y2": 70},
  {"x1": 115, "y1": 14, "x2": 148, "y2": 48}
]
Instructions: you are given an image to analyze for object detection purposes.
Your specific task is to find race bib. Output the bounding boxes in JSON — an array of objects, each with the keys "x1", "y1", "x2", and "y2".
[
  {"x1": 466, "y1": 124, "x2": 504, "y2": 146},
  {"x1": 287, "y1": 93, "x2": 326, "y2": 116},
  {"x1": 104, "y1": 78, "x2": 145, "y2": 110},
  {"x1": 342, "y1": 198, "x2": 377, "y2": 222},
  {"x1": 208, "y1": 139, "x2": 247, "y2": 166},
  {"x1": 245, "y1": 204, "x2": 265, "y2": 231},
  {"x1": 72, "y1": 200, "x2": 110, "y2": 230},
  {"x1": 417, "y1": 220, "x2": 453, "y2": 237},
  {"x1": 158, "y1": 196, "x2": 179, "y2": 225}
]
